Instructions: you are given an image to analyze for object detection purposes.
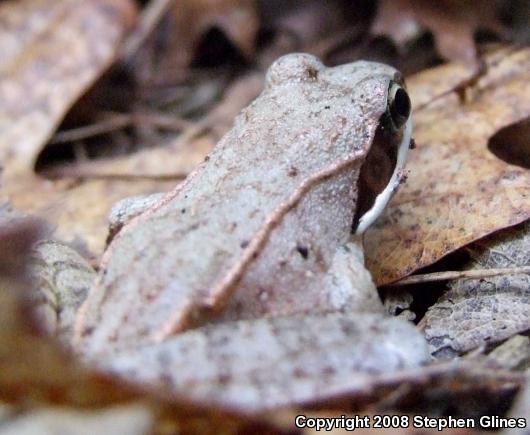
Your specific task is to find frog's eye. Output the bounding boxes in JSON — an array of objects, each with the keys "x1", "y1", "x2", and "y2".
[{"x1": 388, "y1": 83, "x2": 411, "y2": 129}]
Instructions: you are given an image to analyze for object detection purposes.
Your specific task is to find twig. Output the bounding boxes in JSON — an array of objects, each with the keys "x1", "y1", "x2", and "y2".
[
  {"x1": 131, "y1": 111, "x2": 193, "y2": 131},
  {"x1": 415, "y1": 45, "x2": 523, "y2": 113},
  {"x1": 392, "y1": 266, "x2": 530, "y2": 286},
  {"x1": 50, "y1": 115, "x2": 131, "y2": 144},
  {"x1": 49, "y1": 112, "x2": 192, "y2": 144},
  {"x1": 41, "y1": 165, "x2": 187, "y2": 181}
]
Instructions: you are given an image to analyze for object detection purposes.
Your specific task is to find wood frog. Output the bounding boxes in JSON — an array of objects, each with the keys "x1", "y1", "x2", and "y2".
[{"x1": 33, "y1": 54, "x2": 428, "y2": 411}]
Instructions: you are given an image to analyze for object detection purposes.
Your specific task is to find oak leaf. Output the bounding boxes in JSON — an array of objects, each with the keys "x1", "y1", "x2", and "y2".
[{"x1": 366, "y1": 46, "x2": 530, "y2": 285}]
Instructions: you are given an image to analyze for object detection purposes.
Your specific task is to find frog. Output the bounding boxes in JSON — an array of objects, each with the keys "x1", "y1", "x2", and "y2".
[{"x1": 31, "y1": 53, "x2": 429, "y2": 412}]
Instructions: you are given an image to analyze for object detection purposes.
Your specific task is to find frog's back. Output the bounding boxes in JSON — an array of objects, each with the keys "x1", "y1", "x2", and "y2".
[{"x1": 75, "y1": 54, "x2": 394, "y2": 354}]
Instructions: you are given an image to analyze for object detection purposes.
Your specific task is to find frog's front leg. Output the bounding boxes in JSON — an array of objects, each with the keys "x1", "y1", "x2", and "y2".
[{"x1": 323, "y1": 238, "x2": 385, "y2": 315}]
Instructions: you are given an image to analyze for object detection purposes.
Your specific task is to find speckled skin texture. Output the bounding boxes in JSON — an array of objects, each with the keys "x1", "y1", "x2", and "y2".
[
  {"x1": 75, "y1": 54, "x2": 402, "y2": 354},
  {"x1": 103, "y1": 313, "x2": 429, "y2": 412}
]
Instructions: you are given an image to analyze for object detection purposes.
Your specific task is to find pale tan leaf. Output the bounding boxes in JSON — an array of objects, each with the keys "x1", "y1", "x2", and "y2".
[
  {"x1": 133, "y1": 0, "x2": 258, "y2": 83},
  {"x1": 366, "y1": 46, "x2": 530, "y2": 285},
  {"x1": 0, "y1": 0, "x2": 137, "y2": 178},
  {"x1": 7, "y1": 177, "x2": 175, "y2": 257},
  {"x1": 422, "y1": 221, "x2": 530, "y2": 358},
  {"x1": 372, "y1": 0, "x2": 505, "y2": 65}
]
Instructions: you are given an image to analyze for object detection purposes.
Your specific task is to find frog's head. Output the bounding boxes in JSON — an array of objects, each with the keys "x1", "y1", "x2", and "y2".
[{"x1": 265, "y1": 53, "x2": 412, "y2": 234}]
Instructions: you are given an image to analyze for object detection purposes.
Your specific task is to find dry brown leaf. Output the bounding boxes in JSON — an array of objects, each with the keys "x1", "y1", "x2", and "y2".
[
  {"x1": 421, "y1": 221, "x2": 530, "y2": 358},
  {"x1": 372, "y1": 0, "x2": 504, "y2": 65},
  {"x1": 0, "y1": 0, "x2": 137, "y2": 178},
  {"x1": 133, "y1": 0, "x2": 258, "y2": 83},
  {"x1": 7, "y1": 177, "x2": 175, "y2": 257},
  {"x1": 366, "y1": 46, "x2": 530, "y2": 285}
]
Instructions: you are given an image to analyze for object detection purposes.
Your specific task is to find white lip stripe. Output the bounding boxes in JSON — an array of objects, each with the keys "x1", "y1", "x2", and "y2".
[{"x1": 355, "y1": 116, "x2": 413, "y2": 235}]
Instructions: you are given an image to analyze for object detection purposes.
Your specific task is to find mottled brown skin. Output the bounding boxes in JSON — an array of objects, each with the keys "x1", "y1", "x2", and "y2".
[{"x1": 75, "y1": 54, "x2": 405, "y2": 355}]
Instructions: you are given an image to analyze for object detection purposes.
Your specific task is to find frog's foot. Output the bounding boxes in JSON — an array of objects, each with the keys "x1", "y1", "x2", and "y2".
[
  {"x1": 323, "y1": 239, "x2": 385, "y2": 314},
  {"x1": 107, "y1": 193, "x2": 167, "y2": 244}
]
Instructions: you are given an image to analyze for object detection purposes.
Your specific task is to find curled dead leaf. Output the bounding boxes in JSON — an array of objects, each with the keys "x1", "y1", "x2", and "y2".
[
  {"x1": 0, "y1": 0, "x2": 137, "y2": 178},
  {"x1": 372, "y1": 0, "x2": 505, "y2": 65},
  {"x1": 422, "y1": 221, "x2": 530, "y2": 358},
  {"x1": 132, "y1": 0, "x2": 259, "y2": 83}
]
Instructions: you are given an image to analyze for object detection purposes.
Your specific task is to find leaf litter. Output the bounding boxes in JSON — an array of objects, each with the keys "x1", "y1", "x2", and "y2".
[
  {"x1": 2, "y1": 0, "x2": 530, "y2": 431},
  {"x1": 372, "y1": 0, "x2": 506, "y2": 66},
  {"x1": 421, "y1": 220, "x2": 530, "y2": 359},
  {"x1": 366, "y1": 46, "x2": 530, "y2": 285},
  {"x1": 0, "y1": 0, "x2": 137, "y2": 178}
]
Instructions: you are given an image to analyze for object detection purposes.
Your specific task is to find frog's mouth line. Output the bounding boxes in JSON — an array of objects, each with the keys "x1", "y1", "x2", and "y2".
[{"x1": 354, "y1": 116, "x2": 412, "y2": 234}]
